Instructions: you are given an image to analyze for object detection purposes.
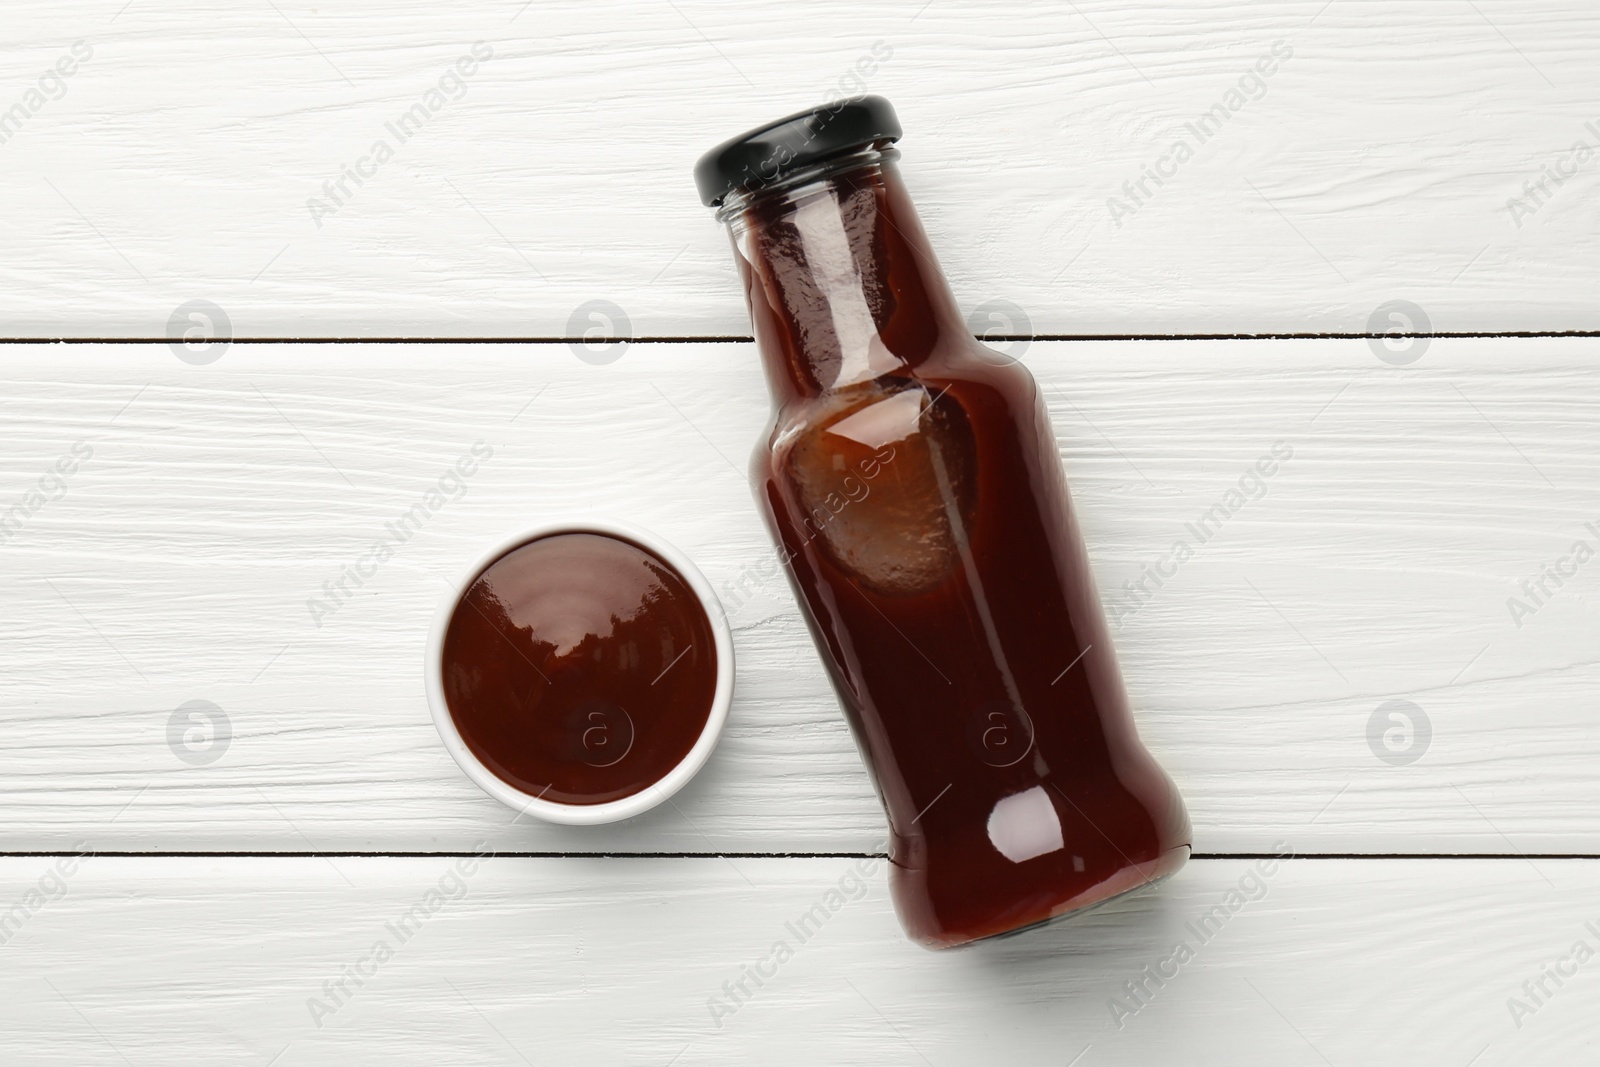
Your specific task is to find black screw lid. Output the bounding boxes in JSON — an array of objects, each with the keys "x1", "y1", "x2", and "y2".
[{"x1": 693, "y1": 96, "x2": 902, "y2": 207}]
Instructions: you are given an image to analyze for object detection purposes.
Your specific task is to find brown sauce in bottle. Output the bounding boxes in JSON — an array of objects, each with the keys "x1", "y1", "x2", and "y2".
[
  {"x1": 705, "y1": 100, "x2": 1190, "y2": 947},
  {"x1": 441, "y1": 532, "x2": 718, "y2": 806}
]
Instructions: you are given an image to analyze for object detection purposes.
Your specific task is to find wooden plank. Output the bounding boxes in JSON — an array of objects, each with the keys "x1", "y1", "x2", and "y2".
[
  {"x1": 0, "y1": 2, "x2": 1597, "y2": 336},
  {"x1": 0, "y1": 338, "x2": 1593, "y2": 853},
  {"x1": 0, "y1": 855, "x2": 1593, "y2": 1064}
]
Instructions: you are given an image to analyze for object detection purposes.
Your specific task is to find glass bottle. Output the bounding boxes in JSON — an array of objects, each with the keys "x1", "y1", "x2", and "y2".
[{"x1": 695, "y1": 97, "x2": 1190, "y2": 947}]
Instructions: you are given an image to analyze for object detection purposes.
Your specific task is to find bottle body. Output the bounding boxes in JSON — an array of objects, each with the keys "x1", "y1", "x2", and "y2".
[{"x1": 727, "y1": 153, "x2": 1189, "y2": 948}]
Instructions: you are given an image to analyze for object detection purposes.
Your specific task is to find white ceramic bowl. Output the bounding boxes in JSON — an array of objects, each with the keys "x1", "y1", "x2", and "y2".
[{"x1": 425, "y1": 518, "x2": 733, "y2": 825}]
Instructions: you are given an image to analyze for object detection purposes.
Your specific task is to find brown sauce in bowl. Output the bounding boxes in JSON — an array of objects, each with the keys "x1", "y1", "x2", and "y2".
[{"x1": 441, "y1": 531, "x2": 718, "y2": 806}]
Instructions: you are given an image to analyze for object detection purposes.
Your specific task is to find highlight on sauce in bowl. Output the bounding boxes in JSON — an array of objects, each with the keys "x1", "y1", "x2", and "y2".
[{"x1": 438, "y1": 529, "x2": 721, "y2": 809}]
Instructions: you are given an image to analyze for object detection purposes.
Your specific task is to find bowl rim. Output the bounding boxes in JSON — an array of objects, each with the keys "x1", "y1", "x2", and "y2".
[{"x1": 424, "y1": 517, "x2": 734, "y2": 826}]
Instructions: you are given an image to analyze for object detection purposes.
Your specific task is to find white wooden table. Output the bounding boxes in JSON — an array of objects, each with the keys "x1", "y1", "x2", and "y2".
[{"x1": 2, "y1": 3, "x2": 1597, "y2": 1064}]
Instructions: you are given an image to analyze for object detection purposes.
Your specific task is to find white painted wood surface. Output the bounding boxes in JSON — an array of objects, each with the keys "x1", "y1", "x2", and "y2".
[
  {"x1": 0, "y1": 338, "x2": 1594, "y2": 855},
  {"x1": 1, "y1": 1, "x2": 1598, "y2": 336},
  {"x1": 4, "y1": 2, "x2": 1599, "y2": 1060},
  {"x1": 1, "y1": 856, "x2": 1596, "y2": 1065}
]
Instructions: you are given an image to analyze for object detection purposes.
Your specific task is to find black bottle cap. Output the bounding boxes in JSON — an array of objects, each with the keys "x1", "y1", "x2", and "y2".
[{"x1": 693, "y1": 96, "x2": 902, "y2": 207}]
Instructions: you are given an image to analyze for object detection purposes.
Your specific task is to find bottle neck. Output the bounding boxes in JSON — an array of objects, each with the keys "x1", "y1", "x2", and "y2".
[{"x1": 722, "y1": 149, "x2": 968, "y2": 404}]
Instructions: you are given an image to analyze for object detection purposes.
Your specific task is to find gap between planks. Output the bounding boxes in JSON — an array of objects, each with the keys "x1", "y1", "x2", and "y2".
[
  {"x1": 0, "y1": 851, "x2": 1596, "y2": 860},
  {"x1": 1, "y1": 330, "x2": 1599, "y2": 344}
]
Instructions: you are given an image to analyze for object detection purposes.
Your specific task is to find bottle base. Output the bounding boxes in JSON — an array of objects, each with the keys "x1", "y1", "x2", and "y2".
[{"x1": 909, "y1": 845, "x2": 1190, "y2": 950}]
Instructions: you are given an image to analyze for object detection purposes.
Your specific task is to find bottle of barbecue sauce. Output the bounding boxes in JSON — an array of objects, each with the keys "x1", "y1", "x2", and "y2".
[{"x1": 695, "y1": 97, "x2": 1190, "y2": 948}]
